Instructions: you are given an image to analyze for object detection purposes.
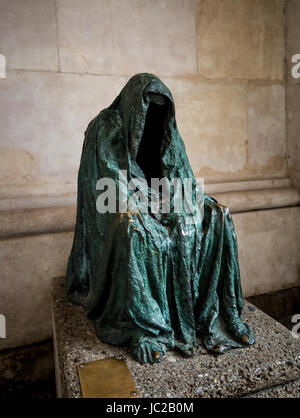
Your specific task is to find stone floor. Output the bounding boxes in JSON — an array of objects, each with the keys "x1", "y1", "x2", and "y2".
[
  {"x1": 0, "y1": 372, "x2": 56, "y2": 399},
  {"x1": 0, "y1": 339, "x2": 55, "y2": 399}
]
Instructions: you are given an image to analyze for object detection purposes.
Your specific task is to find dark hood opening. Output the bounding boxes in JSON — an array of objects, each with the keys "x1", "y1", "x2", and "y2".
[{"x1": 136, "y1": 95, "x2": 168, "y2": 184}]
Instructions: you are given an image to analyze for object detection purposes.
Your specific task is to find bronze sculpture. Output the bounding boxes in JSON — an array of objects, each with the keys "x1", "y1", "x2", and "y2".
[{"x1": 66, "y1": 73, "x2": 255, "y2": 364}]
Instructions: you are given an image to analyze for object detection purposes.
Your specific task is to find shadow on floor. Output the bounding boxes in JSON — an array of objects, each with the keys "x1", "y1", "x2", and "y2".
[
  {"x1": 246, "y1": 285, "x2": 300, "y2": 331},
  {"x1": 0, "y1": 370, "x2": 56, "y2": 399}
]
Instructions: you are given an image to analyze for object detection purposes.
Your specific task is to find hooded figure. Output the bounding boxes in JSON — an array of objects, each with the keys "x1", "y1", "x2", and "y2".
[{"x1": 66, "y1": 73, "x2": 255, "y2": 364}]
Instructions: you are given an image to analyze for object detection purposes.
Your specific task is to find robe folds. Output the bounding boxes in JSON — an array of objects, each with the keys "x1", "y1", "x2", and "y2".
[{"x1": 66, "y1": 73, "x2": 255, "y2": 364}]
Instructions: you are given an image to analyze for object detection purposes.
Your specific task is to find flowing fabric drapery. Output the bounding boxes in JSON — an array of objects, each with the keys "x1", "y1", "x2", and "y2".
[{"x1": 66, "y1": 73, "x2": 255, "y2": 363}]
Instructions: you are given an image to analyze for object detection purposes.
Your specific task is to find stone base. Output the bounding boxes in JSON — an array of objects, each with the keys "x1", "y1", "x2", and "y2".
[
  {"x1": 244, "y1": 379, "x2": 300, "y2": 398},
  {"x1": 52, "y1": 277, "x2": 300, "y2": 398}
]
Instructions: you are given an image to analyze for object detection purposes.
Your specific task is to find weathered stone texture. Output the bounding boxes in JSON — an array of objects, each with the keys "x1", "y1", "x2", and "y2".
[
  {"x1": 165, "y1": 78, "x2": 248, "y2": 176},
  {"x1": 0, "y1": 0, "x2": 58, "y2": 71},
  {"x1": 196, "y1": 0, "x2": 285, "y2": 80},
  {"x1": 234, "y1": 207, "x2": 300, "y2": 297},
  {"x1": 57, "y1": 0, "x2": 197, "y2": 76},
  {"x1": 247, "y1": 84, "x2": 286, "y2": 173},
  {"x1": 287, "y1": 85, "x2": 300, "y2": 180},
  {"x1": 286, "y1": 1, "x2": 300, "y2": 188},
  {"x1": 286, "y1": 0, "x2": 300, "y2": 87},
  {"x1": 0, "y1": 71, "x2": 127, "y2": 188}
]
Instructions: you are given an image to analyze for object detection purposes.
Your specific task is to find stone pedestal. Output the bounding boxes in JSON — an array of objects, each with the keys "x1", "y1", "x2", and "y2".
[{"x1": 52, "y1": 277, "x2": 300, "y2": 398}]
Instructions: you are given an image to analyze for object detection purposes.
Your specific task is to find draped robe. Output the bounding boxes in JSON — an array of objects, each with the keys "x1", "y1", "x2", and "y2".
[{"x1": 66, "y1": 73, "x2": 255, "y2": 363}]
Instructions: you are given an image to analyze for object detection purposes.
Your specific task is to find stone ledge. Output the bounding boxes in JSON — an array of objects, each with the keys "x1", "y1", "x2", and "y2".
[
  {"x1": 213, "y1": 187, "x2": 300, "y2": 213},
  {"x1": 0, "y1": 178, "x2": 298, "y2": 238},
  {"x1": 0, "y1": 205, "x2": 76, "y2": 238},
  {"x1": 204, "y1": 177, "x2": 292, "y2": 193},
  {"x1": 52, "y1": 277, "x2": 300, "y2": 398}
]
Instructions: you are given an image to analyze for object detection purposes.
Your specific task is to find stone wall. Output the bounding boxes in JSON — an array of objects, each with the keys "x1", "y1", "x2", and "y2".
[
  {"x1": 0, "y1": 0, "x2": 299, "y2": 350},
  {"x1": 287, "y1": 0, "x2": 300, "y2": 188},
  {"x1": 0, "y1": 0, "x2": 288, "y2": 190}
]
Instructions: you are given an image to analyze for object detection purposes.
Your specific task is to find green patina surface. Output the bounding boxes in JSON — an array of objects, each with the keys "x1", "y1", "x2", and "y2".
[{"x1": 66, "y1": 73, "x2": 255, "y2": 364}]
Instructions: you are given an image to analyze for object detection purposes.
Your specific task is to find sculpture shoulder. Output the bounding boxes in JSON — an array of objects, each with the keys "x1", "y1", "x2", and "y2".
[
  {"x1": 82, "y1": 108, "x2": 122, "y2": 153},
  {"x1": 85, "y1": 108, "x2": 121, "y2": 136}
]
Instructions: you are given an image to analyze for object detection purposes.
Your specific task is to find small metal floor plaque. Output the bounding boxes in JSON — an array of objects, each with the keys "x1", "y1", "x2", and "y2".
[{"x1": 77, "y1": 357, "x2": 139, "y2": 398}]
